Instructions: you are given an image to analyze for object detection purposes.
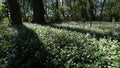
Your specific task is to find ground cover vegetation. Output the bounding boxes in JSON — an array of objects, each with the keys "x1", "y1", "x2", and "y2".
[{"x1": 0, "y1": 23, "x2": 120, "y2": 68}]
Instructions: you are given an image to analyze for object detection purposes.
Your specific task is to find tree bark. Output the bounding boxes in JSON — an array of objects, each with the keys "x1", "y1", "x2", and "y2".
[
  {"x1": 32, "y1": 0, "x2": 45, "y2": 24},
  {"x1": 89, "y1": 0, "x2": 94, "y2": 21},
  {"x1": 99, "y1": 0, "x2": 106, "y2": 21},
  {"x1": 54, "y1": 0, "x2": 60, "y2": 22},
  {"x1": 7, "y1": 0, "x2": 22, "y2": 25}
]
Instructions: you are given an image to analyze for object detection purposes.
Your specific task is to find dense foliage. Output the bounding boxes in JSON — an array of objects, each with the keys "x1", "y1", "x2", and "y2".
[
  {"x1": 0, "y1": 0, "x2": 120, "y2": 23},
  {"x1": 0, "y1": 23, "x2": 120, "y2": 68}
]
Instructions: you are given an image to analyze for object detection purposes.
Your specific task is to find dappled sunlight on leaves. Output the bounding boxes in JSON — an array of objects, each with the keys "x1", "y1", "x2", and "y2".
[{"x1": 0, "y1": 23, "x2": 120, "y2": 68}]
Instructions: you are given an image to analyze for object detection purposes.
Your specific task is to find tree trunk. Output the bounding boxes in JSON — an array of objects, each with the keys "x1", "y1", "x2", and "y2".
[
  {"x1": 112, "y1": 17, "x2": 115, "y2": 24},
  {"x1": 99, "y1": 0, "x2": 106, "y2": 21},
  {"x1": 87, "y1": 0, "x2": 92, "y2": 26},
  {"x1": 54, "y1": 0, "x2": 60, "y2": 22},
  {"x1": 89, "y1": 0, "x2": 94, "y2": 21},
  {"x1": 61, "y1": 0, "x2": 66, "y2": 20},
  {"x1": 32, "y1": 0, "x2": 45, "y2": 24},
  {"x1": 7, "y1": 0, "x2": 22, "y2": 25}
]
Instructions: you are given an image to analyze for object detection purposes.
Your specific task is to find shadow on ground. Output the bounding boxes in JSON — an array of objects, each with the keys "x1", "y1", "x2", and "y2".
[
  {"x1": 5, "y1": 24, "x2": 54, "y2": 68},
  {"x1": 49, "y1": 25, "x2": 120, "y2": 41}
]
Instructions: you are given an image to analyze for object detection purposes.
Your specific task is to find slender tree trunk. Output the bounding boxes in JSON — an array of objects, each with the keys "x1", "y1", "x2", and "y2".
[
  {"x1": 7, "y1": 0, "x2": 22, "y2": 25},
  {"x1": 87, "y1": 0, "x2": 92, "y2": 26},
  {"x1": 112, "y1": 17, "x2": 115, "y2": 24},
  {"x1": 61, "y1": 0, "x2": 66, "y2": 20},
  {"x1": 54, "y1": 0, "x2": 60, "y2": 22},
  {"x1": 65, "y1": 0, "x2": 72, "y2": 20},
  {"x1": 89, "y1": 0, "x2": 94, "y2": 21},
  {"x1": 89, "y1": 0, "x2": 94, "y2": 26},
  {"x1": 32, "y1": 0, "x2": 45, "y2": 24},
  {"x1": 99, "y1": 0, "x2": 106, "y2": 21}
]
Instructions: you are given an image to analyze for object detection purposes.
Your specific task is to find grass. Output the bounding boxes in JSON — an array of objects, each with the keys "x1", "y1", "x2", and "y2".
[{"x1": 0, "y1": 22, "x2": 120, "y2": 68}]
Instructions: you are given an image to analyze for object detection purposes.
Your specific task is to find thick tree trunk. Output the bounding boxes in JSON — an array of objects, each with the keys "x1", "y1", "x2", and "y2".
[
  {"x1": 7, "y1": 0, "x2": 22, "y2": 25},
  {"x1": 32, "y1": 0, "x2": 45, "y2": 24}
]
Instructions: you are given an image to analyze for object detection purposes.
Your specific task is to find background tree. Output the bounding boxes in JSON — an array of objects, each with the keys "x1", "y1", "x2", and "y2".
[
  {"x1": 53, "y1": 0, "x2": 60, "y2": 22},
  {"x1": 106, "y1": 0, "x2": 120, "y2": 23},
  {"x1": 7, "y1": 0, "x2": 22, "y2": 25},
  {"x1": 99, "y1": 0, "x2": 106, "y2": 21},
  {"x1": 18, "y1": 0, "x2": 32, "y2": 22},
  {"x1": 32, "y1": 0, "x2": 45, "y2": 24},
  {"x1": 0, "y1": 0, "x2": 120, "y2": 24}
]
